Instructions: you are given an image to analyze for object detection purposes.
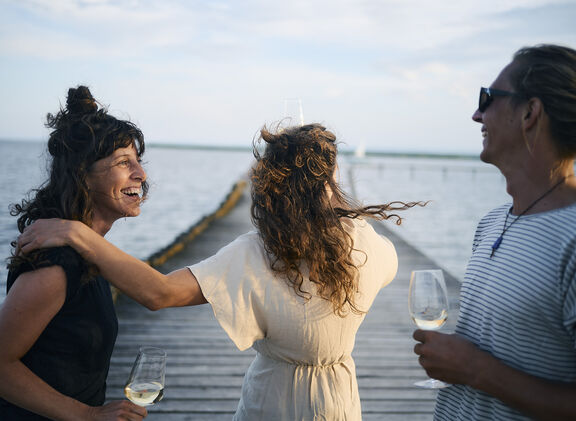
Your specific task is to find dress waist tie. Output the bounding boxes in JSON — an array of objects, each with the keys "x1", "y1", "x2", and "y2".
[{"x1": 255, "y1": 351, "x2": 352, "y2": 369}]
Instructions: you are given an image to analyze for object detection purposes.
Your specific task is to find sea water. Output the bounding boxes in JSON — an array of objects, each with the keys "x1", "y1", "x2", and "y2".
[
  {"x1": 339, "y1": 155, "x2": 511, "y2": 281},
  {"x1": 0, "y1": 139, "x2": 511, "y2": 301},
  {"x1": 0, "y1": 140, "x2": 254, "y2": 299}
]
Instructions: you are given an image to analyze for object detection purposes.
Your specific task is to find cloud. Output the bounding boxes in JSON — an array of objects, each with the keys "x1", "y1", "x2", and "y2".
[
  {"x1": 1, "y1": 0, "x2": 575, "y2": 153},
  {"x1": 3, "y1": 0, "x2": 571, "y2": 59}
]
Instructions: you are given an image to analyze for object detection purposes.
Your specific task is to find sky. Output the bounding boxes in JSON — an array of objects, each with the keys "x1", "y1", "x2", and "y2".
[{"x1": 0, "y1": 0, "x2": 575, "y2": 155}]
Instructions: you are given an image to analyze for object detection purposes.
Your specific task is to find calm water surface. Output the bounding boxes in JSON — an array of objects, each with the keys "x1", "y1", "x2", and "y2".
[
  {"x1": 0, "y1": 140, "x2": 254, "y2": 299},
  {"x1": 1, "y1": 140, "x2": 511, "y2": 301},
  {"x1": 340, "y1": 155, "x2": 510, "y2": 281}
]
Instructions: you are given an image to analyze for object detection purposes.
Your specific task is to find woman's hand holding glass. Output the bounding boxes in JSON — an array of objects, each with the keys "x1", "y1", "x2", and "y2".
[{"x1": 409, "y1": 269, "x2": 450, "y2": 389}]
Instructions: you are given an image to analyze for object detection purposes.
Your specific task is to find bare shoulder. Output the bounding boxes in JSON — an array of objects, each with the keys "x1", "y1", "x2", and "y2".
[
  {"x1": 0, "y1": 266, "x2": 68, "y2": 354},
  {"x1": 4, "y1": 266, "x2": 67, "y2": 312}
]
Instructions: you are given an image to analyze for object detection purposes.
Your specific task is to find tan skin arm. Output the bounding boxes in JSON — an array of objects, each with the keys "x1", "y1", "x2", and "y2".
[
  {"x1": 0, "y1": 266, "x2": 147, "y2": 421},
  {"x1": 413, "y1": 330, "x2": 576, "y2": 420},
  {"x1": 18, "y1": 219, "x2": 208, "y2": 310}
]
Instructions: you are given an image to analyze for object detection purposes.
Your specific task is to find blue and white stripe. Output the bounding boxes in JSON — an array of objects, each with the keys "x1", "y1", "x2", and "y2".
[{"x1": 435, "y1": 203, "x2": 576, "y2": 420}]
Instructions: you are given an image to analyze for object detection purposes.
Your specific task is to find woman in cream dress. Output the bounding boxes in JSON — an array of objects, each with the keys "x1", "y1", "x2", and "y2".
[{"x1": 19, "y1": 123, "x2": 420, "y2": 420}]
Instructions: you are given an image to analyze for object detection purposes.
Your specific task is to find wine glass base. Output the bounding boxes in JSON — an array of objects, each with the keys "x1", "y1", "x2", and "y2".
[{"x1": 414, "y1": 379, "x2": 450, "y2": 389}]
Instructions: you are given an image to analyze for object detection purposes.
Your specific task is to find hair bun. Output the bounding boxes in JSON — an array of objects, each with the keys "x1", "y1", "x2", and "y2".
[{"x1": 66, "y1": 86, "x2": 97, "y2": 115}]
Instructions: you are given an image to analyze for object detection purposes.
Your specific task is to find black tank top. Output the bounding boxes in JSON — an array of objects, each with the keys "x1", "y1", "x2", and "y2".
[{"x1": 0, "y1": 247, "x2": 118, "y2": 420}]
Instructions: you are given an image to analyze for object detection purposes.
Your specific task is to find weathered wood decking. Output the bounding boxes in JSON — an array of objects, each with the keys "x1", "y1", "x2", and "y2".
[{"x1": 105, "y1": 191, "x2": 461, "y2": 420}]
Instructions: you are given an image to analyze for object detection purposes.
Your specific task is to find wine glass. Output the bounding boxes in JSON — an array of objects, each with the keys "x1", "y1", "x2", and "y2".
[
  {"x1": 408, "y1": 269, "x2": 450, "y2": 389},
  {"x1": 124, "y1": 346, "x2": 166, "y2": 406},
  {"x1": 282, "y1": 98, "x2": 304, "y2": 127}
]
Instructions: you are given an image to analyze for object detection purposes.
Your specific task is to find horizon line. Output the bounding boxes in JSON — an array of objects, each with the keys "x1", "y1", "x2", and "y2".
[{"x1": 0, "y1": 137, "x2": 480, "y2": 160}]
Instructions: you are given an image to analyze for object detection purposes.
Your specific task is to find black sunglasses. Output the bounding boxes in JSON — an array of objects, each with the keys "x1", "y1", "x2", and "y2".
[{"x1": 478, "y1": 87, "x2": 518, "y2": 112}]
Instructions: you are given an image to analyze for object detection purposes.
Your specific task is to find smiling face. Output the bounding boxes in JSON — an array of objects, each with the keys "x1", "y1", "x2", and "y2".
[
  {"x1": 472, "y1": 63, "x2": 526, "y2": 170},
  {"x1": 86, "y1": 144, "x2": 147, "y2": 234}
]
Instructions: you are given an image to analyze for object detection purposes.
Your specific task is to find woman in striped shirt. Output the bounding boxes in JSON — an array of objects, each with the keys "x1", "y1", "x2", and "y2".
[{"x1": 414, "y1": 44, "x2": 576, "y2": 420}]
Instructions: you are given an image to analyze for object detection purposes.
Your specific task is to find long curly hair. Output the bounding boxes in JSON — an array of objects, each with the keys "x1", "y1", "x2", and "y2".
[
  {"x1": 251, "y1": 123, "x2": 423, "y2": 316},
  {"x1": 8, "y1": 85, "x2": 147, "y2": 276}
]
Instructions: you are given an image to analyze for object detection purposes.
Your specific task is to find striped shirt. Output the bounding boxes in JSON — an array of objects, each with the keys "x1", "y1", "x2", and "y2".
[{"x1": 435, "y1": 203, "x2": 576, "y2": 421}]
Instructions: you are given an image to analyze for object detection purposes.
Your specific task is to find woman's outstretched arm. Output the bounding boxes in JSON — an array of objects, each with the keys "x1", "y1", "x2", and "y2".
[{"x1": 18, "y1": 219, "x2": 207, "y2": 310}]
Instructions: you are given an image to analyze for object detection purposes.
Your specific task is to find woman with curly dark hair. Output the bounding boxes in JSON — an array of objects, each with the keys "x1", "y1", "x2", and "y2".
[
  {"x1": 251, "y1": 124, "x2": 414, "y2": 317},
  {"x1": 18, "y1": 123, "x2": 421, "y2": 420},
  {"x1": 0, "y1": 86, "x2": 148, "y2": 420}
]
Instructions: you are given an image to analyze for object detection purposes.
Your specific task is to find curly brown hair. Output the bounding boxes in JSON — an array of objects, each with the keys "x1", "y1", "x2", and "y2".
[
  {"x1": 251, "y1": 123, "x2": 423, "y2": 316},
  {"x1": 8, "y1": 86, "x2": 147, "y2": 277}
]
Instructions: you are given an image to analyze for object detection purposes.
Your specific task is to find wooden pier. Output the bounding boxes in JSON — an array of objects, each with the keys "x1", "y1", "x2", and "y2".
[{"x1": 105, "y1": 190, "x2": 461, "y2": 420}]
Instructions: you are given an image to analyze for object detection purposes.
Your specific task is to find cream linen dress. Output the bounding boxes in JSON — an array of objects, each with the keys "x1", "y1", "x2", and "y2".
[{"x1": 188, "y1": 218, "x2": 397, "y2": 420}]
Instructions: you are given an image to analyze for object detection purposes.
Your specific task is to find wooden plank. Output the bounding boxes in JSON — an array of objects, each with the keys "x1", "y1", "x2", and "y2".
[
  {"x1": 142, "y1": 414, "x2": 433, "y2": 421},
  {"x1": 107, "y1": 386, "x2": 436, "y2": 401}
]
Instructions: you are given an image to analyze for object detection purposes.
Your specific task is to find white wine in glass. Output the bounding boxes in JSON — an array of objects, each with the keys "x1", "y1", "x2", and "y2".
[
  {"x1": 124, "y1": 346, "x2": 166, "y2": 406},
  {"x1": 409, "y1": 269, "x2": 450, "y2": 389}
]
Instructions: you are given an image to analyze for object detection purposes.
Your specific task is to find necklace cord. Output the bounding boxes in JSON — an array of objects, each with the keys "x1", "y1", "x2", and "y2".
[{"x1": 490, "y1": 176, "x2": 568, "y2": 258}]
